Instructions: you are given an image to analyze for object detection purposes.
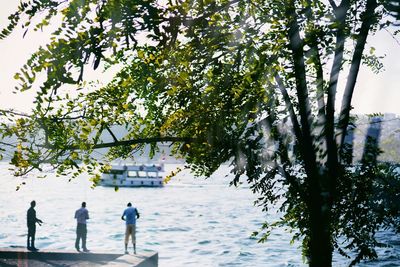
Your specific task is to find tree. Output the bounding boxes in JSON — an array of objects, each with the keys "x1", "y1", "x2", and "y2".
[{"x1": 1, "y1": 0, "x2": 400, "y2": 266}]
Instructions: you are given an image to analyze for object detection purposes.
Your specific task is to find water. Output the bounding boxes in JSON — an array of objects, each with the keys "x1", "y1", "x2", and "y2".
[{"x1": 0, "y1": 163, "x2": 399, "y2": 266}]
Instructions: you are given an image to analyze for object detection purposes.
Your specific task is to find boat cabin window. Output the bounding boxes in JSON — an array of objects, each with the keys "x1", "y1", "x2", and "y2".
[
  {"x1": 138, "y1": 171, "x2": 147, "y2": 177},
  {"x1": 147, "y1": 172, "x2": 157, "y2": 178},
  {"x1": 128, "y1": 171, "x2": 138, "y2": 177}
]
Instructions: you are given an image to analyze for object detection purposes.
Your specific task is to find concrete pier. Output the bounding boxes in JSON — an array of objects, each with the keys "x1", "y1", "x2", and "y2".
[{"x1": 0, "y1": 247, "x2": 158, "y2": 266}]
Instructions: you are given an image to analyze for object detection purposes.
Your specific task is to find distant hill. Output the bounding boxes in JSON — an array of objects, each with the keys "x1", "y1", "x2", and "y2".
[{"x1": 349, "y1": 113, "x2": 400, "y2": 163}]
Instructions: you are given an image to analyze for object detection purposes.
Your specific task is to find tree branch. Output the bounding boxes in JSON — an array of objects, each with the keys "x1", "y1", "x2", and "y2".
[
  {"x1": 92, "y1": 123, "x2": 105, "y2": 145},
  {"x1": 41, "y1": 136, "x2": 195, "y2": 150},
  {"x1": 304, "y1": 0, "x2": 326, "y2": 126},
  {"x1": 105, "y1": 125, "x2": 118, "y2": 143},
  {"x1": 325, "y1": 0, "x2": 350, "y2": 198},
  {"x1": 286, "y1": 0, "x2": 318, "y2": 178},
  {"x1": 258, "y1": 108, "x2": 305, "y2": 200},
  {"x1": 328, "y1": 0, "x2": 338, "y2": 10},
  {"x1": 274, "y1": 74, "x2": 303, "y2": 142},
  {"x1": 338, "y1": 0, "x2": 378, "y2": 153},
  {"x1": 0, "y1": 141, "x2": 17, "y2": 147},
  {"x1": 0, "y1": 109, "x2": 30, "y2": 117}
]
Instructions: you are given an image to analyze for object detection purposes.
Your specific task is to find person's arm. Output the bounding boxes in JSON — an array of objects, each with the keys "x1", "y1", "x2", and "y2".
[
  {"x1": 121, "y1": 210, "x2": 126, "y2": 221},
  {"x1": 33, "y1": 210, "x2": 43, "y2": 225},
  {"x1": 86, "y1": 210, "x2": 89, "y2": 220},
  {"x1": 35, "y1": 213, "x2": 43, "y2": 225},
  {"x1": 136, "y1": 209, "x2": 140, "y2": 219}
]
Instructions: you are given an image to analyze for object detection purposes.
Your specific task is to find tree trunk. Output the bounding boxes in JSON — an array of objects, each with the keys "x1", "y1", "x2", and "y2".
[{"x1": 308, "y1": 182, "x2": 333, "y2": 267}]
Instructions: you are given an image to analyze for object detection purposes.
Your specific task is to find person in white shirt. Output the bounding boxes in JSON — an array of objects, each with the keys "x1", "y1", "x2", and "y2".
[{"x1": 74, "y1": 202, "x2": 89, "y2": 252}]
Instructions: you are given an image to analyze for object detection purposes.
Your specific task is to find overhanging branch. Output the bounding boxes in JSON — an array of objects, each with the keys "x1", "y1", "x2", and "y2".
[
  {"x1": 0, "y1": 109, "x2": 30, "y2": 118},
  {"x1": 41, "y1": 136, "x2": 196, "y2": 150}
]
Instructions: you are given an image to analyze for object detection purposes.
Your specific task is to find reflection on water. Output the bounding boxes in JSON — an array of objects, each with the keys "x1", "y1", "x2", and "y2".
[{"x1": 0, "y1": 163, "x2": 399, "y2": 266}]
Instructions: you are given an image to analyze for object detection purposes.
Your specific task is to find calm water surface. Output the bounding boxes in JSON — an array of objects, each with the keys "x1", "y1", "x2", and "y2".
[{"x1": 0, "y1": 163, "x2": 399, "y2": 266}]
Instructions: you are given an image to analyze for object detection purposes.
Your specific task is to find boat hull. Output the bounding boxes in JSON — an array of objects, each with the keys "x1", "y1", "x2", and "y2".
[
  {"x1": 100, "y1": 178, "x2": 163, "y2": 187},
  {"x1": 99, "y1": 164, "x2": 164, "y2": 187}
]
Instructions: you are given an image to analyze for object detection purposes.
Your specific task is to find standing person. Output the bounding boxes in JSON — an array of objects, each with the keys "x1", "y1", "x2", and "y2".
[
  {"x1": 121, "y1": 202, "x2": 140, "y2": 254},
  {"x1": 27, "y1": 200, "x2": 43, "y2": 251},
  {"x1": 74, "y1": 202, "x2": 89, "y2": 252}
]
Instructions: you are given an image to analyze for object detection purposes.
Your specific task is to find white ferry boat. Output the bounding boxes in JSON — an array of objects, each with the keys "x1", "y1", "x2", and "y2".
[{"x1": 100, "y1": 164, "x2": 164, "y2": 187}]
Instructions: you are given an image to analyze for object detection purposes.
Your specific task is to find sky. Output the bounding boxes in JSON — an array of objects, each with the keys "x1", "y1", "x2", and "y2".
[{"x1": 0, "y1": 2, "x2": 399, "y2": 115}]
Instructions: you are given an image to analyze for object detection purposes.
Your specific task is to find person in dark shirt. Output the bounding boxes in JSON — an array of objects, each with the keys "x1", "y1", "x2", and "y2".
[{"x1": 27, "y1": 200, "x2": 43, "y2": 251}]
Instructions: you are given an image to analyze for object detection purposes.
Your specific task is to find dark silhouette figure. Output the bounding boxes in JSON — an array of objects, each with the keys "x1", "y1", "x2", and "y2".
[
  {"x1": 74, "y1": 202, "x2": 90, "y2": 252},
  {"x1": 27, "y1": 200, "x2": 43, "y2": 251}
]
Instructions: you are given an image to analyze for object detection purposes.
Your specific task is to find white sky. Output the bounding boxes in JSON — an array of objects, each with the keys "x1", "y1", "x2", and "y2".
[{"x1": 0, "y1": 2, "x2": 399, "y2": 114}]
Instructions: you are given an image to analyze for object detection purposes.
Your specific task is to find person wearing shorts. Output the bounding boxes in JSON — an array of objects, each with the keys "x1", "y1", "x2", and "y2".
[{"x1": 121, "y1": 202, "x2": 140, "y2": 254}]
